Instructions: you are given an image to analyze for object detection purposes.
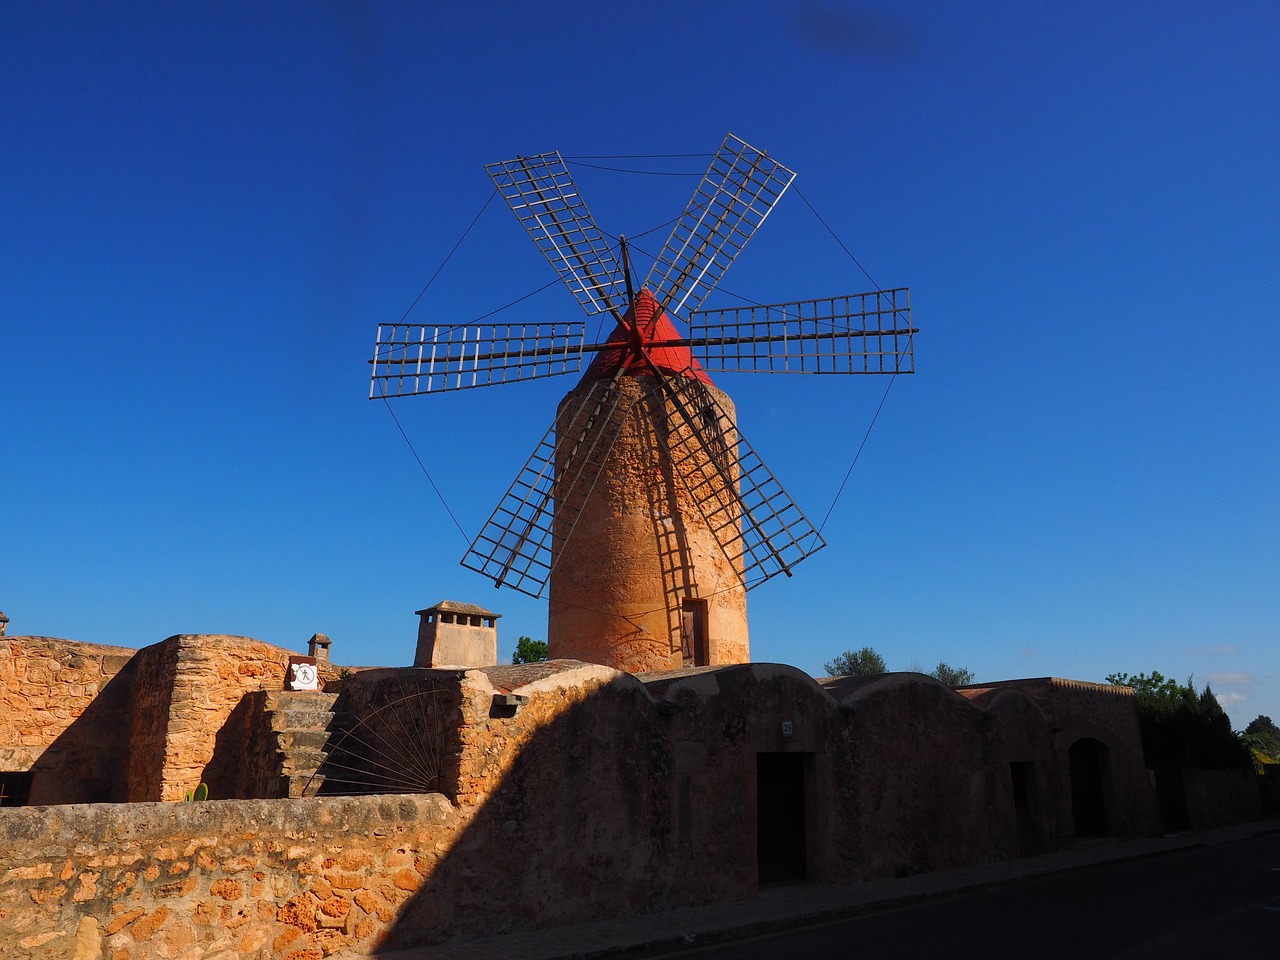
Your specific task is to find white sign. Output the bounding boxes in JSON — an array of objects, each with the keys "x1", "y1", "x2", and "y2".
[{"x1": 289, "y1": 661, "x2": 319, "y2": 691}]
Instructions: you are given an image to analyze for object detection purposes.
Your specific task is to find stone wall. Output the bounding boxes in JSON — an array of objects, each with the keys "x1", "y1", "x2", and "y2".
[
  {"x1": 1182, "y1": 767, "x2": 1267, "y2": 829},
  {"x1": 372, "y1": 663, "x2": 1094, "y2": 949},
  {"x1": 959, "y1": 677, "x2": 1158, "y2": 838},
  {"x1": 0, "y1": 664, "x2": 700, "y2": 958},
  {"x1": 1266, "y1": 766, "x2": 1280, "y2": 814},
  {"x1": 122, "y1": 639, "x2": 180, "y2": 803},
  {"x1": 0, "y1": 794, "x2": 461, "y2": 960},
  {"x1": 0, "y1": 661, "x2": 1170, "y2": 955},
  {"x1": 341, "y1": 662, "x2": 684, "y2": 949},
  {"x1": 2, "y1": 634, "x2": 301, "y2": 804},
  {"x1": 974, "y1": 687, "x2": 1068, "y2": 853},
  {"x1": 651, "y1": 665, "x2": 835, "y2": 892},
  {"x1": 1037, "y1": 677, "x2": 1156, "y2": 837},
  {"x1": 205, "y1": 690, "x2": 289, "y2": 801},
  {"x1": 0, "y1": 637, "x2": 137, "y2": 804},
  {"x1": 126, "y1": 635, "x2": 293, "y2": 802},
  {"x1": 838, "y1": 674, "x2": 1013, "y2": 877}
]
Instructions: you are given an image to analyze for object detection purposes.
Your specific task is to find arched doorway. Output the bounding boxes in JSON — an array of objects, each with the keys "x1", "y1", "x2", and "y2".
[{"x1": 1068, "y1": 737, "x2": 1110, "y2": 837}]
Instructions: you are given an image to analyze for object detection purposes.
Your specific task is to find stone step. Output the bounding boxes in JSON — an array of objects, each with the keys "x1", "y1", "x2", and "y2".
[
  {"x1": 262, "y1": 691, "x2": 365, "y2": 796},
  {"x1": 269, "y1": 697, "x2": 338, "y2": 723},
  {"x1": 274, "y1": 729, "x2": 332, "y2": 753},
  {"x1": 266, "y1": 690, "x2": 339, "y2": 711},
  {"x1": 280, "y1": 752, "x2": 326, "y2": 777},
  {"x1": 281, "y1": 751, "x2": 325, "y2": 769},
  {"x1": 285, "y1": 773, "x2": 340, "y2": 799},
  {"x1": 270, "y1": 707, "x2": 349, "y2": 730},
  {"x1": 276, "y1": 706, "x2": 347, "y2": 729},
  {"x1": 281, "y1": 759, "x2": 371, "y2": 797},
  {"x1": 274, "y1": 727, "x2": 353, "y2": 756},
  {"x1": 285, "y1": 745, "x2": 364, "y2": 768}
]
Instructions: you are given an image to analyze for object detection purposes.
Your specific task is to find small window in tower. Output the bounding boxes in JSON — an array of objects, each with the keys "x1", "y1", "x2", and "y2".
[{"x1": 681, "y1": 598, "x2": 709, "y2": 666}]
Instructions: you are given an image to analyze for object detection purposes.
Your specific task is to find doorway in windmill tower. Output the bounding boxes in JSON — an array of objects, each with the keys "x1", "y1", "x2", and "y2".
[
  {"x1": 681, "y1": 597, "x2": 709, "y2": 666},
  {"x1": 757, "y1": 752, "x2": 807, "y2": 885}
]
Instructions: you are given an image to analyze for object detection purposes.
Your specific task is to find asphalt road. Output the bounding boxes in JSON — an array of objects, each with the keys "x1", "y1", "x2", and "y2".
[{"x1": 655, "y1": 833, "x2": 1280, "y2": 959}]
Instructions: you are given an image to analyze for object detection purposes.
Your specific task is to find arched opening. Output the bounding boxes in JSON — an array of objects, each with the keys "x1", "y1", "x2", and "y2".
[{"x1": 1069, "y1": 737, "x2": 1110, "y2": 837}]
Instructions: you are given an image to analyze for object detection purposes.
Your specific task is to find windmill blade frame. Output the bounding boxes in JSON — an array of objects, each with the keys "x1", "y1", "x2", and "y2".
[
  {"x1": 485, "y1": 151, "x2": 629, "y2": 317},
  {"x1": 688, "y1": 288, "x2": 915, "y2": 375},
  {"x1": 460, "y1": 377, "x2": 638, "y2": 597},
  {"x1": 642, "y1": 133, "x2": 796, "y2": 318},
  {"x1": 370, "y1": 320, "x2": 587, "y2": 397},
  {"x1": 653, "y1": 371, "x2": 826, "y2": 588}
]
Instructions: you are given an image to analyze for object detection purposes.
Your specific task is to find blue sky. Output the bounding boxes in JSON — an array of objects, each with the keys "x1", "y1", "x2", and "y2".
[{"x1": 3, "y1": 1, "x2": 1276, "y2": 727}]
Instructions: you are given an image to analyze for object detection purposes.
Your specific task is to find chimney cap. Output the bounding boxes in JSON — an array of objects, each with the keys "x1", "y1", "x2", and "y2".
[{"x1": 415, "y1": 600, "x2": 501, "y2": 619}]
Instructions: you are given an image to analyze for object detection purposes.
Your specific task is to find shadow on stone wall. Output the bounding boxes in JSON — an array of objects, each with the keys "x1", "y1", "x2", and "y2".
[
  {"x1": 29, "y1": 658, "x2": 138, "y2": 804},
  {"x1": 372, "y1": 673, "x2": 678, "y2": 952},
  {"x1": 201, "y1": 695, "x2": 258, "y2": 799},
  {"x1": 366, "y1": 664, "x2": 1086, "y2": 952}
]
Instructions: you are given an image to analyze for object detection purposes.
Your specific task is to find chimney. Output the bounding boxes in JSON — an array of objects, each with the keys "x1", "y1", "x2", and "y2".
[
  {"x1": 414, "y1": 601, "x2": 500, "y2": 668},
  {"x1": 307, "y1": 633, "x2": 331, "y2": 664}
]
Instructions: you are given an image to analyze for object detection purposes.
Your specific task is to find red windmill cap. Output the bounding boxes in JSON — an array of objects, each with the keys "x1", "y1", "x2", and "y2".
[{"x1": 582, "y1": 289, "x2": 713, "y2": 384}]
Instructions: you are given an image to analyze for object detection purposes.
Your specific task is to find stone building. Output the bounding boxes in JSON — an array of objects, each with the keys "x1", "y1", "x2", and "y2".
[{"x1": 0, "y1": 612, "x2": 1180, "y2": 958}]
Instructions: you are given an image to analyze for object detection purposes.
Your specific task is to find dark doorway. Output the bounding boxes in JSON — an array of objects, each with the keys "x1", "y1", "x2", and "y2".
[
  {"x1": 1069, "y1": 738, "x2": 1109, "y2": 837},
  {"x1": 0, "y1": 772, "x2": 33, "y2": 807},
  {"x1": 757, "y1": 752, "x2": 807, "y2": 885},
  {"x1": 1010, "y1": 761, "x2": 1046, "y2": 854},
  {"x1": 682, "y1": 598, "x2": 709, "y2": 666}
]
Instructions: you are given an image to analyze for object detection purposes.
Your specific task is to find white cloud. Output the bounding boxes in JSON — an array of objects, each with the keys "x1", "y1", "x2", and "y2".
[
  {"x1": 1206, "y1": 672, "x2": 1254, "y2": 686},
  {"x1": 1218, "y1": 691, "x2": 1248, "y2": 706},
  {"x1": 1185, "y1": 643, "x2": 1239, "y2": 655}
]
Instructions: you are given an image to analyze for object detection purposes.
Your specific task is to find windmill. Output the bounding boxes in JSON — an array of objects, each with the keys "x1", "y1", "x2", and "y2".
[{"x1": 371, "y1": 134, "x2": 914, "y2": 674}]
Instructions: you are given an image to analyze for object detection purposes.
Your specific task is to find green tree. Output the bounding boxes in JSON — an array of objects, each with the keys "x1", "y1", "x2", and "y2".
[
  {"x1": 929, "y1": 662, "x2": 975, "y2": 687},
  {"x1": 1106, "y1": 671, "x2": 1249, "y2": 769},
  {"x1": 511, "y1": 636, "x2": 548, "y2": 665},
  {"x1": 1106, "y1": 671, "x2": 1183, "y2": 709},
  {"x1": 1245, "y1": 715, "x2": 1280, "y2": 741},
  {"x1": 824, "y1": 647, "x2": 887, "y2": 677},
  {"x1": 1242, "y1": 715, "x2": 1280, "y2": 762}
]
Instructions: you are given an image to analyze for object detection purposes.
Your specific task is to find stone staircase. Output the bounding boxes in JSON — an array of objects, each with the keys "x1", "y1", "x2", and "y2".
[{"x1": 261, "y1": 690, "x2": 353, "y2": 798}]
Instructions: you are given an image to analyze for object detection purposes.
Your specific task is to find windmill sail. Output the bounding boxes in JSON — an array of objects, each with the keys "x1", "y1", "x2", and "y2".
[
  {"x1": 689, "y1": 288, "x2": 915, "y2": 375},
  {"x1": 654, "y1": 371, "x2": 825, "y2": 588},
  {"x1": 643, "y1": 134, "x2": 796, "y2": 318},
  {"x1": 370, "y1": 321, "x2": 586, "y2": 397},
  {"x1": 460, "y1": 377, "x2": 637, "y2": 597},
  {"x1": 485, "y1": 152, "x2": 629, "y2": 317}
]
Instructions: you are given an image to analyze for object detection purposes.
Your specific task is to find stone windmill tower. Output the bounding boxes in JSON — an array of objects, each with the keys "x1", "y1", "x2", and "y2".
[{"x1": 371, "y1": 134, "x2": 914, "y2": 673}]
